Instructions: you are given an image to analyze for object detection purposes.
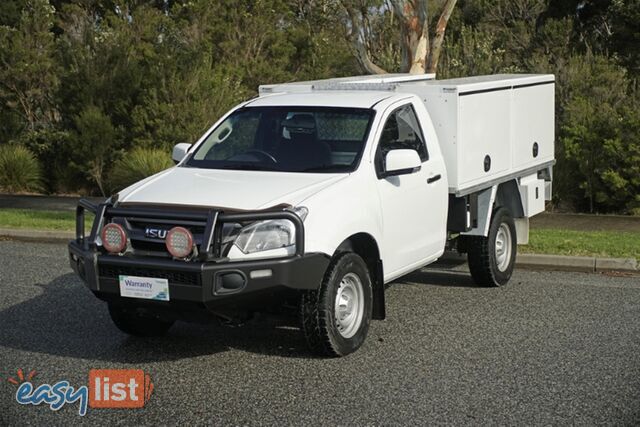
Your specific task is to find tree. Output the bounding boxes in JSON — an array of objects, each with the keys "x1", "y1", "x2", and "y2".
[
  {"x1": 609, "y1": 0, "x2": 640, "y2": 75},
  {"x1": 0, "y1": 0, "x2": 59, "y2": 133},
  {"x1": 340, "y1": 0, "x2": 458, "y2": 74},
  {"x1": 0, "y1": 0, "x2": 28, "y2": 27},
  {"x1": 71, "y1": 105, "x2": 119, "y2": 196},
  {"x1": 0, "y1": 0, "x2": 637, "y2": 212},
  {"x1": 558, "y1": 54, "x2": 639, "y2": 213}
]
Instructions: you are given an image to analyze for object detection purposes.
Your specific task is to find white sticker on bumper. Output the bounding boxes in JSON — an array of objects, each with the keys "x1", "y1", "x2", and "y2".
[{"x1": 118, "y1": 275, "x2": 170, "y2": 301}]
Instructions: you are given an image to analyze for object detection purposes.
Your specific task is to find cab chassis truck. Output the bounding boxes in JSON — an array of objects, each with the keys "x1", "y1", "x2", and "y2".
[{"x1": 69, "y1": 73, "x2": 555, "y2": 356}]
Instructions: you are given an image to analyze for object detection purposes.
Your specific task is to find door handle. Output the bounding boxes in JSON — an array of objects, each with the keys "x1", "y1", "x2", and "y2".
[{"x1": 427, "y1": 174, "x2": 441, "y2": 184}]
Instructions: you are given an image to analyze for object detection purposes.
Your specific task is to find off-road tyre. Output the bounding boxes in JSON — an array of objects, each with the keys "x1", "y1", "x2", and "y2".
[
  {"x1": 467, "y1": 207, "x2": 517, "y2": 287},
  {"x1": 300, "y1": 252, "x2": 373, "y2": 357}
]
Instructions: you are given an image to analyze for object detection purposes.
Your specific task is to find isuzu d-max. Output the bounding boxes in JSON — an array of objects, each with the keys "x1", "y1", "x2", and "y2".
[{"x1": 69, "y1": 73, "x2": 555, "y2": 356}]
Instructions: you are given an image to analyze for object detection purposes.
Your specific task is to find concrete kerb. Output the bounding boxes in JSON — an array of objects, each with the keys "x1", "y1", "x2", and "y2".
[{"x1": 0, "y1": 228, "x2": 638, "y2": 273}]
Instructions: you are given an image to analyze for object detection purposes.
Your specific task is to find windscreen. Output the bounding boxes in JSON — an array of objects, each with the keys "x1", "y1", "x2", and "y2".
[{"x1": 185, "y1": 106, "x2": 374, "y2": 173}]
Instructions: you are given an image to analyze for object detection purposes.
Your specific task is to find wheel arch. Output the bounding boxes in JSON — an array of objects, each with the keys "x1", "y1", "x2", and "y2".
[
  {"x1": 460, "y1": 179, "x2": 525, "y2": 239},
  {"x1": 335, "y1": 233, "x2": 385, "y2": 320},
  {"x1": 495, "y1": 180, "x2": 525, "y2": 218}
]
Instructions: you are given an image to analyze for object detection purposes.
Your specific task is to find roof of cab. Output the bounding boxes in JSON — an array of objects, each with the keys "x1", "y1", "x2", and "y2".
[{"x1": 246, "y1": 91, "x2": 401, "y2": 109}]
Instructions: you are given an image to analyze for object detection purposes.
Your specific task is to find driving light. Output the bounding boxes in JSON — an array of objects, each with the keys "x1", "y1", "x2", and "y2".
[
  {"x1": 166, "y1": 226, "x2": 194, "y2": 258},
  {"x1": 101, "y1": 223, "x2": 127, "y2": 253}
]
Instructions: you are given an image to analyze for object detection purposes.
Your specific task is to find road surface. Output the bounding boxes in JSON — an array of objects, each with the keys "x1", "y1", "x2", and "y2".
[{"x1": 1, "y1": 241, "x2": 639, "y2": 425}]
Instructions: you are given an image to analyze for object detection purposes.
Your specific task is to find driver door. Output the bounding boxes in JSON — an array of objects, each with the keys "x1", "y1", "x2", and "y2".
[{"x1": 375, "y1": 102, "x2": 446, "y2": 279}]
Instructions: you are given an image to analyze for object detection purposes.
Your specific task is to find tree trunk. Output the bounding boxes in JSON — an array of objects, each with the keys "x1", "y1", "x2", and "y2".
[
  {"x1": 392, "y1": 0, "x2": 429, "y2": 74},
  {"x1": 393, "y1": 0, "x2": 458, "y2": 75},
  {"x1": 409, "y1": 32, "x2": 429, "y2": 74},
  {"x1": 341, "y1": 0, "x2": 458, "y2": 75},
  {"x1": 427, "y1": 0, "x2": 457, "y2": 73},
  {"x1": 341, "y1": 0, "x2": 388, "y2": 74}
]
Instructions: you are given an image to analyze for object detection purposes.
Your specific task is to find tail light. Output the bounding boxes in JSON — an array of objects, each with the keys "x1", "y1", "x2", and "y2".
[
  {"x1": 101, "y1": 223, "x2": 127, "y2": 253},
  {"x1": 166, "y1": 226, "x2": 194, "y2": 258}
]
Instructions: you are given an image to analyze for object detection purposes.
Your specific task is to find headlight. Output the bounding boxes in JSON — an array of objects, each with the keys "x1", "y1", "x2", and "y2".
[{"x1": 233, "y1": 206, "x2": 307, "y2": 255}]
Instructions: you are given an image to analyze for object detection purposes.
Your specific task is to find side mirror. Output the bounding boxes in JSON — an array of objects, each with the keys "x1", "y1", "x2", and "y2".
[
  {"x1": 383, "y1": 149, "x2": 422, "y2": 177},
  {"x1": 172, "y1": 143, "x2": 192, "y2": 164}
]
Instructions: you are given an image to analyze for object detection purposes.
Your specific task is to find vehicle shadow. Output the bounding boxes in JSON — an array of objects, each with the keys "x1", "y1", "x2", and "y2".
[
  {"x1": 396, "y1": 269, "x2": 477, "y2": 288},
  {"x1": 393, "y1": 251, "x2": 478, "y2": 288},
  {"x1": 0, "y1": 273, "x2": 313, "y2": 363}
]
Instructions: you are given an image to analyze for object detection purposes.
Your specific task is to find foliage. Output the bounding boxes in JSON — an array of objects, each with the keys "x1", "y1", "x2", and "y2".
[
  {"x1": 609, "y1": 0, "x2": 640, "y2": 74},
  {"x1": 69, "y1": 105, "x2": 120, "y2": 196},
  {"x1": 0, "y1": 145, "x2": 42, "y2": 193},
  {"x1": 339, "y1": 0, "x2": 458, "y2": 74},
  {"x1": 16, "y1": 129, "x2": 71, "y2": 193},
  {"x1": 558, "y1": 55, "x2": 640, "y2": 213},
  {"x1": 109, "y1": 148, "x2": 173, "y2": 192},
  {"x1": 0, "y1": 0, "x2": 638, "y2": 214},
  {"x1": 130, "y1": 63, "x2": 246, "y2": 151},
  {"x1": 0, "y1": 0, "x2": 59, "y2": 136}
]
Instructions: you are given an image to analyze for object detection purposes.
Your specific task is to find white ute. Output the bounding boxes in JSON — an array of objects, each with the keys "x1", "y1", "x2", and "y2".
[{"x1": 69, "y1": 73, "x2": 555, "y2": 356}]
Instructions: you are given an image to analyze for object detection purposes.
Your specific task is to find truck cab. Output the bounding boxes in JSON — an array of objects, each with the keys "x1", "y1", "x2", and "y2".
[{"x1": 69, "y1": 73, "x2": 555, "y2": 356}]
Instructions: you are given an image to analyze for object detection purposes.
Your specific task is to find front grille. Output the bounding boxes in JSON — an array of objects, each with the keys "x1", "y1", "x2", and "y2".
[
  {"x1": 119, "y1": 219, "x2": 206, "y2": 257},
  {"x1": 129, "y1": 240, "x2": 168, "y2": 253},
  {"x1": 107, "y1": 209, "x2": 243, "y2": 259},
  {"x1": 128, "y1": 221, "x2": 207, "y2": 237},
  {"x1": 98, "y1": 264, "x2": 200, "y2": 286}
]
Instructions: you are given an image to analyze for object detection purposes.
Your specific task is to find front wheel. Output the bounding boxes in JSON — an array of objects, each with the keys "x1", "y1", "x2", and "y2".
[
  {"x1": 108, "y1": 303, "x2": 175, "y2": 337},
  {"x1": 300, "y1": 252, "x2": 373, "y2": 357},
  {"x1": 467, "y1": 207, "x2": 517, "y2": 287}
]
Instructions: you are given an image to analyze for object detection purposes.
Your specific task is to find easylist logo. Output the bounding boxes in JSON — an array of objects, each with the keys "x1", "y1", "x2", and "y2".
[
  {"x1": 89, "y1": 369, "x2": 154, "y2": 409},
  {"x1": 9, "y1": 368, "x2": 154, "y2": 416}
]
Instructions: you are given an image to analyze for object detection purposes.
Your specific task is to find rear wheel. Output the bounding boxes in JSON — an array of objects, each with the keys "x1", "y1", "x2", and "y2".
[
  {"x1": 108, "y1": 303, "x2": 175, "y2": 337},
  {"x1": 467, "y1": 207, "x2": 517, "y2": 287},
  {"x1": 300, "y1": 252, "x2": 372, "y2": 357}
]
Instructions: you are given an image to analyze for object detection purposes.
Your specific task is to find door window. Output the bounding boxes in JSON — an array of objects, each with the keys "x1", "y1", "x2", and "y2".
[{"x1": 377, "y1": 104, "x2": 429, "y2": 173}]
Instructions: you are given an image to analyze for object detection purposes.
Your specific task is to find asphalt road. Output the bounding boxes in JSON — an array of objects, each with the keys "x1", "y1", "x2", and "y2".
[{"x1": 1, "y1": 241, "x2": 639, "y2": 425}]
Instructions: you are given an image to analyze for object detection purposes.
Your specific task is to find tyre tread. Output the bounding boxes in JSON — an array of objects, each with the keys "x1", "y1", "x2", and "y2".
[
  {"x1": 300, "y1": 252, "x2": 370, "y2": 357},
  {"x1": 467, "y1": 207, "x2": 516, "y2": 287}
]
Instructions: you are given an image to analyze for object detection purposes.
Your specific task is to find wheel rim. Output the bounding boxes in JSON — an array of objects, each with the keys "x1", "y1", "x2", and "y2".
[
  {"x1": 495, "y1": 223, "x2": 513, "y2": 272},
  {"x1": 334, "y1": 272, "x2": 365, "y2": 339}
]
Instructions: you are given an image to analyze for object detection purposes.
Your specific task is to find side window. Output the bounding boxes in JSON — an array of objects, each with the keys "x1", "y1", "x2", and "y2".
[{"x1": 378, "y1": 104, "x2": 428, "y2": 163}]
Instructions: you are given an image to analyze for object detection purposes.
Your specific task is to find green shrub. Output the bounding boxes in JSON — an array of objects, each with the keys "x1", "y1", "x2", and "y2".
[
  {"x1": 0, "y1": 145, "x2": 43, "y2": 193},
  {"x1": 17, "y1": 129, "x2": 73, "y2": 194},
  {"x1": 109, "y1": 148, "x2": 173, "y2": 191}
]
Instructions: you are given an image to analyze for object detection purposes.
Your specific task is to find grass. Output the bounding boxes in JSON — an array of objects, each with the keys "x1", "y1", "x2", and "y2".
[
  {"x1": 0, "y1": 209, "x2": 637, "y2": 260},
  {"x1": 520, "y1": 228, "x2": 639, "y2": 260},
  {"x1": 0, "y1": 209, "x2": 80, "y2": 231}
]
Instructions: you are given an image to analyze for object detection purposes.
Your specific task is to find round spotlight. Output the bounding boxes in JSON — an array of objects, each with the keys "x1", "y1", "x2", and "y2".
[
  {"x1": 166, "y1": 226, "x2": 194, "y2": 258},
  {"x1": 101, "y1": 223, "x2": 127, "y2": 253}
]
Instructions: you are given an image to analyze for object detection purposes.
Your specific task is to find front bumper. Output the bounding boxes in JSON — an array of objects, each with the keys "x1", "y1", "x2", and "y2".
[{"x1": 68, "y1": 199, "x2": 329, "y2": 315}]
